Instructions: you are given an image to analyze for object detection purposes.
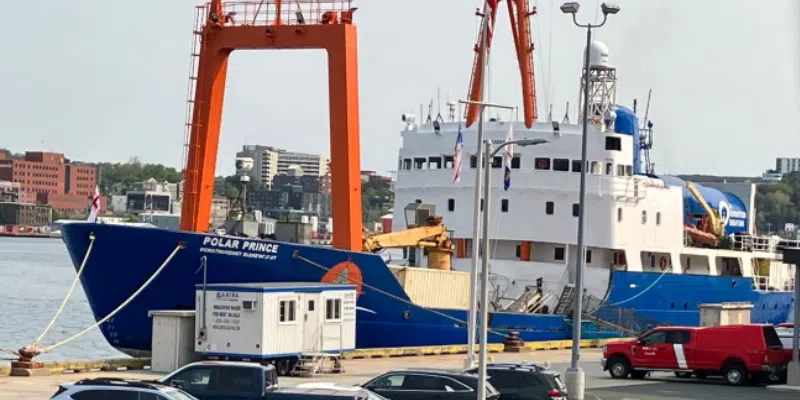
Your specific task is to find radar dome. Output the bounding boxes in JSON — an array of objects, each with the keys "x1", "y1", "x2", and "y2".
[{"x1": 585, "y1": 40, "x2": 611, "y2": 69}]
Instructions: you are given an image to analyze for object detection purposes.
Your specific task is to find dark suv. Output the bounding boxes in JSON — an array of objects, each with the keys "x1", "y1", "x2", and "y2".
[
  {"x1": 362, "y1": 369, "x2": 500, "y2": 400},
  {"x1": 465, "y1": 363, "x2": 567, "y2": 400}
]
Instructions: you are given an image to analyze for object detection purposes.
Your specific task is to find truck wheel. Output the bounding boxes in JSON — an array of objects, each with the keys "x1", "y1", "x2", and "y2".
[
  {"x1": 276, "y1": 358, "x2": 291, "y2": 376},
  {"x1": 723, "y1": 363, "x2": 748, "y2": 386},
  {"x1": 674, "y1": 371, "x2": 692, "y2": 378},
  {"x1": 607, "y1": 356, "x2": 631, "y2": 379}
]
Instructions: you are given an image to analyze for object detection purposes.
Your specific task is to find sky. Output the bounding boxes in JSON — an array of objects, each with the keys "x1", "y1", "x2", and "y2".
[{"x1": 0, "y1": 0, "x2": 798, "y2": 177}]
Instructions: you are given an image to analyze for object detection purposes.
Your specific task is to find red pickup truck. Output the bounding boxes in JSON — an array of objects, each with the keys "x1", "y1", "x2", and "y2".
[{"x1": 601, "y1": 324, "x2": 786, "y2": 385}]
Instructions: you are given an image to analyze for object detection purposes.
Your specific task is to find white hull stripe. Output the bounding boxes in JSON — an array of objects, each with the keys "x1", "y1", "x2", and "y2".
[{"x1": 673, "y1": 344, "x2": 688, "y2": 369}]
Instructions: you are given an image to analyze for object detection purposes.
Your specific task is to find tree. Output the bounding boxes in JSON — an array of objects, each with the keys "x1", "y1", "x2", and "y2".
[{"x1": 96, "y1": 161, "x2": 183, "y2": 195}]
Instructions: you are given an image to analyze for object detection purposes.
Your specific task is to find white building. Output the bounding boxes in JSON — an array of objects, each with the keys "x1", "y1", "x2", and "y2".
[
  {"x1": 775, "y1": 157, "x2": 800, "y2": 175},
  {"x1": 237, "y1": 145, "x2": 329, "y2": 189}
]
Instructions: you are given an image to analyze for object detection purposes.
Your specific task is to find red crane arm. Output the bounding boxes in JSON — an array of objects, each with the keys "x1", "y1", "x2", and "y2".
[
  {"x1": 465, "y1": 0, "x2": 538, "y2": 129},
  {"x1": 464, "y1": 3, "x2": 500, "y2": 128}
]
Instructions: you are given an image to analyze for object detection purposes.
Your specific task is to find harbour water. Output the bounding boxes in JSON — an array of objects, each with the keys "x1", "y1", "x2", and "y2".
[{"x1": 0, "y1": 237, "x2": 126, "y2": 361}]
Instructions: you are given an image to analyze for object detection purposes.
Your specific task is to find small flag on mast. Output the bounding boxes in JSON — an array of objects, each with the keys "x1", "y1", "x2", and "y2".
[
  {"x1": 504, "y1": 123, "x2": 513, "y2": 191},
  {"x1": 87, "y1": 186, "x2": 100, "y2": 223},
  {"x1": 453, "y1": 125, "x2": 464, "y2": 184}
]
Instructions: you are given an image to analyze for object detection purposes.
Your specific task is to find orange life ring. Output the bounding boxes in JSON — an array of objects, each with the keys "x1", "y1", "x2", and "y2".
[{"x1": 659, "y1": 257, "x2": 668, "y2": 270}]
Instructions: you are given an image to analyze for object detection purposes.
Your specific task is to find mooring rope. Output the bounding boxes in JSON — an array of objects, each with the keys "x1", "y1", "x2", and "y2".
[
  {"x1": 604, "y1": 266, "x2": 671, "y2": 308},
  {"x1": 39, "y1": 242, "x2": 185, "y2": 353},
  {"x1": 292, "y1": 251, "x2": 511, "y2": 339},
  {"x1": 30, "y1": 233, "x2": 97, "y2": 348},
  {"x1": 0, "y1": 347, "x2": 18, "y2": 355}
]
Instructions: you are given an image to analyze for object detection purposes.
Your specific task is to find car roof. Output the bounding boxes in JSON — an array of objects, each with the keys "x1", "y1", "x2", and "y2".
[
  {"x1": 183, "y1": 360, "x2": 275, "y2": 369},
  {"x1": 67, "y1": 377, "x2": 175, "y2": 391},
  {"x1": 380, "y1": 368, "x2": 477, "y2": 378}
]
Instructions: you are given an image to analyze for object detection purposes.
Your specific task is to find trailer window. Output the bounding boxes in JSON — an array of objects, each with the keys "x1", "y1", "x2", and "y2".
[
  {"x1": 279, "y1": 300, "x2": 296, "y2": 323},
  {"x1": 326, "y1": 298, "x2": 342, "y2": 321}
]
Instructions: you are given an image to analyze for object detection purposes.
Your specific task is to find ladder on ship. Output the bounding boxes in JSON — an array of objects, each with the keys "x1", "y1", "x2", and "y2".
[
  {"x1": 180, "y1": 5, "x2": 206, "y2": 212},
  {"x1": 552, "y1": 284, "x2": 576, "y2": 315}
]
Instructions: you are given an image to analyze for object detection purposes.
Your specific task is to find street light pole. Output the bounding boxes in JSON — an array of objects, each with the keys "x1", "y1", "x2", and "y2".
[
  {"x1": 559, "y1": 2, "x2": 619, "y2": 400},
  {"x1": 477, "y1": 138, "x2": 548, "y2": 400},
  {"x1": 463, "y1": 3, "x2": 492, "y2": 369}
]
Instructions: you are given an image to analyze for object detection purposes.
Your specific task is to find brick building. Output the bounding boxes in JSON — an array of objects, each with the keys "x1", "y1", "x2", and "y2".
[{"x1": 0, "y1": 151, "x2": 105, "y2": 215}]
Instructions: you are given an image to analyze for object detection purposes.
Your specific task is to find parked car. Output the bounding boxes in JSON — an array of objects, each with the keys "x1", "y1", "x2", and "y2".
[
  {"x1": 50, "y1": 377, "x2": 198, "y2": 399},
  {"x1": 464, "y1": 362, "x2": 567, "y2": 400},
  {"x1": 602, "y1": 324, "x2": 786, "y2": 385},
  {"x1": 275, "y1": 383, "x2": 389, "y2": 399},
  {"x1": 160, "y1": 360, "x2": 278, "y2": 400},
  {"x1": 361, "y1": 369, "x2": 500, "y2": 400}
]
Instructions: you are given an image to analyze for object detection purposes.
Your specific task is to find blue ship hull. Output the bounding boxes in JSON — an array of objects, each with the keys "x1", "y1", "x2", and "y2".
[{"x1": 61, "y1": 223, "x2": 793, "y2": 355}]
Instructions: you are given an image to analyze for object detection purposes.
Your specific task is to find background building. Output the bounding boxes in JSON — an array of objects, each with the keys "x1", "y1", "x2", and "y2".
[
  {"x1": 0, "y1": 151, "x2": 105, "y2": 216},
  {"x1": 236, "y1": 145, "x2": 329, "y2": 189}
]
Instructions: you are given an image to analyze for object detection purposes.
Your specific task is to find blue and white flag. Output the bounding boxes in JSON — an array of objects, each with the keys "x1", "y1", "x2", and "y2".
[
  {"x1": 503, "y1": 123, "x2": 513, "y2": 191},
  {"x1": 453, "y1": 124, "x2": 464, "y2": 184}
]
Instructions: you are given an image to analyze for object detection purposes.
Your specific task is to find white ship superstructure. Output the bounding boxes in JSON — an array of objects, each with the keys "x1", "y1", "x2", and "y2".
[{"x1": 390, "y1": 41, "x2": 796, "y2": 317}]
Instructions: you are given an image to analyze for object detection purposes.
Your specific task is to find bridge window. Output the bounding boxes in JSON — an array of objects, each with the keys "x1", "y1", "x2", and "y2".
[
  {"x1": 571, "y1": 160, "x2": 584, "y2": 173},
  {"x1": 617, "y1": 207, "x2": 623, "y2": 222},
  {"x1": 656, "y1": 212, "x2": 661, "y2": 225},
  {"x1": 470, "y1": 155, "x2": 478, "y2": 168},
  {"x1": 605, "y1": 136, "x2": 622, "y2": 151},
  {"x1": 444, "y1": 155, "x2": 454, "y2": 169},
  {"x1": 403, "y1": 159, "x2": 411, "y2": 170},
  {"x1": 545, "y1": 201, "x2": 554, "y2": 215},
  {"x1": 501, "y1": 199, "x2": 509, "y2": 212},
  {"x1": 605, "y1": 162, "x2": 614, "y2": 175},
  {"x1": 554, "y1": 247, "x2": 565, "y2": 261},
  {"x1": 428, "y1": 156, "x2": 442, "y2": 170},
  {"x1": 413, "y1": 158, "x2": 426, "y2": 169},
  {"x1": 448, "y1": 198, "x2": 455, "y2": 212},
  {"x1": 586, "y1": 250, "x2": 592, "y2": 264},
  {"x1": 492, "y1": 156, "x2": 502, "y2": 169},
  {"x1": 591, "y1": 161, "x2": 602, "y2": 175},
  {"x1": 553, "y1": 158, "x2": 570, "y2": 172},
  {"x1": 534, "y1": 157, "x2": 551, "y2": 170},
  {"x1": 642, "y1": 210, "x2": 647, "y2": 224},
  {"x1": 572, "y1": 203, "x2": 580, "y2": 217},
  {"x1": 511, "y1": 156, "x2": 521, "y2": 169},
  {"x1": 617, "y1": 164, "x2": 625, "y2": 176},
  {"x1": 625, "y1": 165, "x2": 633, "y2": 176}
]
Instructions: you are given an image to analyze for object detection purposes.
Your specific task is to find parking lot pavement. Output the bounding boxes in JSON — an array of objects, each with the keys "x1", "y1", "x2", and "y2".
[
  {"x1": 588, "y1": 380, "x2": 800, "y2": 400},
  {"x1": 550, "y1": 361, "x2": 799, "y2": 400}
]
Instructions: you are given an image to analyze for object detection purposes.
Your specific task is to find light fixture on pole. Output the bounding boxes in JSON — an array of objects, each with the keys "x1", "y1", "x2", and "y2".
[
  {"x1": 559, "y1": 2, "x2": 619, "y2": 400},
  {"x1": 478, "y1": 137, "x2": 548, "y2": 399}
]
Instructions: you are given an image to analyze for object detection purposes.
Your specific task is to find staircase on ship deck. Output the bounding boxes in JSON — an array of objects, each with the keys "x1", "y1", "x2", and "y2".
[{"x1": 549, "y1": 285, "x2": 665, "y2": 336}]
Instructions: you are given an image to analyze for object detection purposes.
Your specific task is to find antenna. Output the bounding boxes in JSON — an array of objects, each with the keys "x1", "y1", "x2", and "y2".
[
  {"x1": 426, "y1": 99, "x2": 433, "y2": 124},
  {"x1": 639, "y1": 89, "x2": 655, "y2": 175}
]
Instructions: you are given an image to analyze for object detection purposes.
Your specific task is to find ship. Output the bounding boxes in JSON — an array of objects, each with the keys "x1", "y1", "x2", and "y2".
[{"x1": 60, "y1": 0, "x2": 795, "y2": 358}]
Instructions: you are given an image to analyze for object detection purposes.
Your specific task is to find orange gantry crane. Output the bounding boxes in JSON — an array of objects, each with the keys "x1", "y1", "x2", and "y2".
[
  {"x1": 179, "y1": 0, "x2": 363, "y2": 251},
  {"x1": 465, "y1": 0, "x2": 538, "y2": 128}
]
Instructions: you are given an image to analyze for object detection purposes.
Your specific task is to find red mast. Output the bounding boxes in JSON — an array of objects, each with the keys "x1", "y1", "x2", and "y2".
[{"x1": 465, "y1": 0, "x2": 538, "y2": 128}]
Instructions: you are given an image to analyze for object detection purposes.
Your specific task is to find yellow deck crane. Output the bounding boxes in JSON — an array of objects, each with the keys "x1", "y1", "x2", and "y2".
[{"x1": 362, "y1": 215, "x2": 454, "y2": 271}]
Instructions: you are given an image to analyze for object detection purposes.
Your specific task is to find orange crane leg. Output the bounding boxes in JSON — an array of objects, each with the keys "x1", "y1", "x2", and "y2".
[
  {"x1": 465, "y1": 0, "x2": 538, "y2": 128},
  {"x1": 179, "y1": 11, "x2": 363, "y2": 251}
]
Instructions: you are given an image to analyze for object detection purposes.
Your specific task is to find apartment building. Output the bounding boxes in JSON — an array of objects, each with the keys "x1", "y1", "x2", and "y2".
[{"x1": 236, "y1": 145, "x2": 329, "y2": 188}]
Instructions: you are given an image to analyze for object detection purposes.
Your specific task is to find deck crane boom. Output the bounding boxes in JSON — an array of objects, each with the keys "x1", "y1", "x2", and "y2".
[{"x1": 465, "y1": 0, "x2": 538, "y2": 128}]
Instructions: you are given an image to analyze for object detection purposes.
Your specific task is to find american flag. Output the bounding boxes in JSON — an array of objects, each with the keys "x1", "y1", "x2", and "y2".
[
  {"x1": 453, "y1": 125, "x2": 464, "y2": 184},
  {"x1": 504, "y1": 123, "x2": 513, "y2": 191},
  {"x1": 87, "y1": 185, "x2": 100, "y2": 223}
]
